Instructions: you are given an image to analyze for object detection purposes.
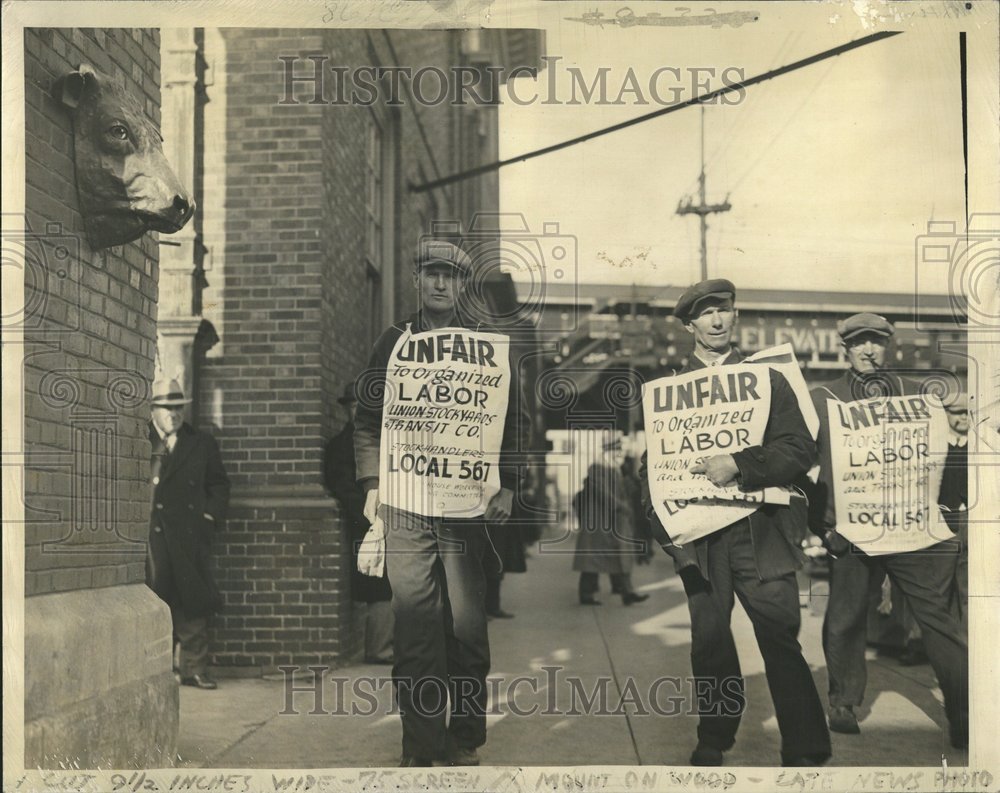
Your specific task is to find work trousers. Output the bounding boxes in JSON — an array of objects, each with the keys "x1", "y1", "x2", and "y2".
[
  {"x1": 171, "y1": 605, "x2": 209, "y2": 677},
  {"x1": 383, "y1": 506, "x2": 490, "y2": 761},
  {"x1": 578, "y1": 571, "x2": 632, "y2": 600},
  {"x1": 822, "y1": 538, "x2": 967, "y2": 732},
  {"x1": 685, "y1": 523, "x2": 831, "y2": 764}
]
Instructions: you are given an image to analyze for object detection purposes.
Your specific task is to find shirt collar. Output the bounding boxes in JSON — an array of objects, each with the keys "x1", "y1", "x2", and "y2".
[
  {"x1": 949, "y1": 434, "x2": 968, "y2": 448},
  {"x1": 691, "y1": 347, "x2": 738, "y2": 368}
]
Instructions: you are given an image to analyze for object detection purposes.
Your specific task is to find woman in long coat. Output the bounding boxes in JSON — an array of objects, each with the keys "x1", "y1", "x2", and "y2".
[{"x1": 572, "y1": 462, "x2": 649, "y2": 606}]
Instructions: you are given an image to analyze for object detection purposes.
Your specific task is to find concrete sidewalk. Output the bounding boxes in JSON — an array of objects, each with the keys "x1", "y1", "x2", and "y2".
[{"x1": 178, "y1": 541, "x2": 968, "y2": 768}]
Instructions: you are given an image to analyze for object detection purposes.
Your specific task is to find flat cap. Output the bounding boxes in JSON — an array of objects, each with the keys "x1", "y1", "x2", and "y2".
[
  {"x1": 674, "y1": 278, "x2": 736, "y2": 320},
  {"x1": 414, "y1": 239, "x2": 471, "y2": 273},
  {"x1": 944, "y1": 393, "x2": 968, "y2": 411},
  {"x1": 837, "y1": 312, "x2": 895, "y2": 341}
]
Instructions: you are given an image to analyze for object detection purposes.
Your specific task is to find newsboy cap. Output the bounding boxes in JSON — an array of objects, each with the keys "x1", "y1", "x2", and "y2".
[
  {"x1": 151, "y1": 378, "x2": 191, "y2": 407},
  {"x1": 674, "y1": 278, "x2": 736, "y2": 321},
  {"x1": 837, "y1": 312, "x2": 895, "y2": 341},
  {"x1": 414, "y1": 239, "x2": 472, "y2": 274}
]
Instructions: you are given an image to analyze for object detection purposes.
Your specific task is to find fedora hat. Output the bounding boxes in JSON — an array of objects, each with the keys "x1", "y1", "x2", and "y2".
[{"x1": 151, "y1": 378, "x2": 191, "y2": 407}]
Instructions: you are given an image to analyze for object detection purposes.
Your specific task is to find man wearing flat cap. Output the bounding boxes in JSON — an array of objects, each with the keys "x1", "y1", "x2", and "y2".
[
  {"x1": 353, "y1": 238, "x2": 528, "y2": 767},
  {"x1": 807, "y1": 314, "x2": 968, "y2": 747},
  {"x1": 146, "y1": 378, "x2": 230, "y2": 690},
  {"x1": 641, "y1": 279, "x2": 831, "y2": 767}
]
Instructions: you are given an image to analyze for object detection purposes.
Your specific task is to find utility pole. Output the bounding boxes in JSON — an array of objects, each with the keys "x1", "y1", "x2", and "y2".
[{"x1": 676, "y1": 106, "x2": 731, "y2": 281}]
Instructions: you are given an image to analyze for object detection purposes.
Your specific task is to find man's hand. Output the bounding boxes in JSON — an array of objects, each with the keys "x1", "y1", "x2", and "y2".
[
  {"x1": 689, "y1": 455, "x2": 740, "y2": 488},
  {"x1": 363, "y1": 488, "x2": 380, "y2": 524},
  {"x1": 876, "y1": 576, "x2": 893, "y2": 615},
  {"x1": 822, "y1": 529, "x2": 850, "y2": 558},
  {"x1": 484, "y1": 487, "x2": 514, "y2": 523},
  {"x1": 357, "y1": 516, "x2": 386, "y2": 577}
]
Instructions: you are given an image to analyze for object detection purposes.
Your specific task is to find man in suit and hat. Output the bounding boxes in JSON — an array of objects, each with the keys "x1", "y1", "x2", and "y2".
[
  {"x1": 641, "y1": 278, "x2": 831, "y2": 767},
  {"x1": 807, "y1": 314, "x2": 968, "y2": 746},
  {"x1": 324, "y1": 379, "x2": 394, "y2": 663},
  {"x1": 146, "y1": 378, "x2": 230, "y2": 690}
]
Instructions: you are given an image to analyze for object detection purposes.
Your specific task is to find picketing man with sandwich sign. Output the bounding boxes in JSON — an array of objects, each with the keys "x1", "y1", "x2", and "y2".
[
  {"x1": 805, "y1": 313, "x2": 968, "y2": 747},
  {"x1": 640, "y1": 278, "x2": 831, "y2": 768},
  {"x1": 353, "y1": 238, "x2": 528, "y2": 768}
]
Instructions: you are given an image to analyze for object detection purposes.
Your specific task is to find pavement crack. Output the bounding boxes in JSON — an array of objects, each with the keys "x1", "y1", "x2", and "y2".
[
  {"x1": 203, "y1": 714, "x2": 279, "y2": 767},
  {"x1": 593, "y1": 607, "x2": 643, "y2": 765}
]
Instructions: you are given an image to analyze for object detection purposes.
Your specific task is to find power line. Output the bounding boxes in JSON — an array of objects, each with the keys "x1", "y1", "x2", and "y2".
[{"x1": 409, "y1": 30, "x2": 902, "y2": 194}]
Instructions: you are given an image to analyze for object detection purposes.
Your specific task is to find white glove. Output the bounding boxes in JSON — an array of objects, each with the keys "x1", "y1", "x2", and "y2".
[
  {"x1": 363, "y1": 489, "x2": 380, "y2": 525},
  {"x1": 877, "y1": 576, "x2": 893, "y2": 615},
  {"x1": 357, "y1": 516, "x2": 386, "y2": 578}
]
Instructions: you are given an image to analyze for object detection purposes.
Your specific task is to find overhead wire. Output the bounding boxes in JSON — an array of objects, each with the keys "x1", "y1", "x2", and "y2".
[{"x1": 409, "y1": 31, "x2": 903, "y2": 194}]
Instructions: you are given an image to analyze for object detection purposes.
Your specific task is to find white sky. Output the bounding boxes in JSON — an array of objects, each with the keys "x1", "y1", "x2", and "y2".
[{"x1": 497, "y1": 3, "x2": 998, "y2": 294}]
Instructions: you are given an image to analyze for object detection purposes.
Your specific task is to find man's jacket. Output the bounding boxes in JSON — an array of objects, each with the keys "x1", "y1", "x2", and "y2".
[
  {"x1": 640, "y1": 349, "x2": 815, "y2": 582},
  {"x1": 353, "y1": 311, "x2": 529, "y2": 495},
  {"x1": 146, "y1": 422, "x2": 230, "y2": 617},
  {"x1": 806, "y1": 368, "x2": 912, "y2": 539}
]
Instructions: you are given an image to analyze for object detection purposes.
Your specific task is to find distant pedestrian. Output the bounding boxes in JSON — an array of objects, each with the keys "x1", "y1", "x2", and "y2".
[
  {"x1": 572, "y1": 462, "x2": 649, "y2": 606},
  {"x1": 621, "y1": 455, "x2": 655, "y2": 564},
  {"x1": 146, "y1": 378, "x2": 230, "y2": 690},
  {"x1": 485, "y1": 481, "x2": 528, "y2": 620},
  {"x1": 324, "y1": 379, "x2": 393, "y2": 664}
]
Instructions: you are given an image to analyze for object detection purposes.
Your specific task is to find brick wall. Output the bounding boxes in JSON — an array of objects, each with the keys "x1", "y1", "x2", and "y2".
[
  {"x1": 208, "y1": 499, "x2": 345, "y2": 670},
  {"x1": 22, "y1": 28, "x2": 162, "y2": 596}
]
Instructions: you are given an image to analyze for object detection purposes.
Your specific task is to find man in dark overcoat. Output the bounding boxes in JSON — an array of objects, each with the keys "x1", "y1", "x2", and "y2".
[
  {"x1": 641, "y1": 279, "x2": 830, "y2": 767},
  {"x1": 146, "y1": 378, "x2": 230, "y2": 689},
  {"x1": 324, "y1": 380, "x2": 393, "y2": 663}
]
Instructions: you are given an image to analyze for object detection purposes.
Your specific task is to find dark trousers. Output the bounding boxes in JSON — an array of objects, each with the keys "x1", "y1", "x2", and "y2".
[
  {"x1": 579, "y1": 571, "x2": 631, "y2": 600},
  {"x1": 383, "y1": 506, "x2": 490, "y2": 760},
  {"x1": 822, "y1": 539, "x2": 967, "y2": 732},
  {"x1": 171, "y1": 605, "x2": 208, "y2": 677},
  {"x1": 944, "y1": 511, "x2": 968, "y2": 627},
  {"x1": 686, "y1": 524, "x2": 830, "y2": 763}
]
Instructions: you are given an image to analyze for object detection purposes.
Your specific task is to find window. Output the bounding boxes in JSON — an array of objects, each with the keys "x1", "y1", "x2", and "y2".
[{"x1": 364, "y1": 105, "x2": 397, "y2": 348}]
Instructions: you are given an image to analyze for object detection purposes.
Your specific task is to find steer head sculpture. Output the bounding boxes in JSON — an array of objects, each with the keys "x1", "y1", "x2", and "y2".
[{"x1": 54, "y1": 64, "x2": 195, "y2": 250}]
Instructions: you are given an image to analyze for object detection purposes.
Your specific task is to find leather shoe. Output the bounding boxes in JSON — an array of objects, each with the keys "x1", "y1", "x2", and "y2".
[
  {"x1": 448, "y1": 746, "x2": 480, "y2": 766},
  {"x1": 181, "y1": 674, "x2": 218, "y2": 690},
  {"x1": 399, "y1": 756, "x2": 434, "y2": 767},
  {"x1": 689, "y1": 744, "x2": 724, "y2": 766},
  {"x1": 828, "y1": 705, "x2": 860, "y2": 734},
  {"x1": 622, "y1": 592, "x2": 650, "y2": 606},
  {"x1": 579, "y1": 597, "x2": 602, "y2": 606},
  {"x1": 487, "y1": 608, "x2": 515, "y2": 619},
  {"x1": 783, "y1": 754, "x2": 830, "y2": 767}
]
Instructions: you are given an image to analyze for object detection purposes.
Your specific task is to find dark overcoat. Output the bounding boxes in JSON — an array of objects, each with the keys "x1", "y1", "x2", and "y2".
[
  {"x1": 146, "y1": 422, "x2": 230, "y2": 617},
  {"x1": 641, "y1": 349, "x2": 812, "y2": 583},
  {"x1": 572, "y1": 466, "x2": 637, "y2": 575},
  {"x1": 324, "y1": 421, "x2": 392, "y2": 603}
]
